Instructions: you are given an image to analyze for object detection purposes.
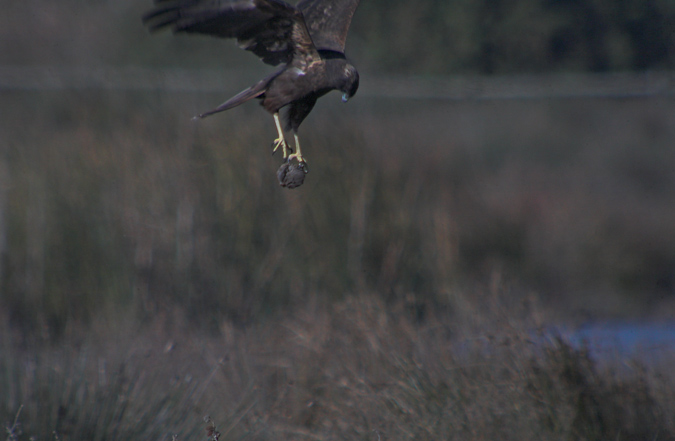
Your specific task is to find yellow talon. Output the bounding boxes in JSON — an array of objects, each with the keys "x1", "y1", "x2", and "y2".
[
  {"x1": 288, "y1": 133, "x2": 308, "y2": 172},
  {"x1": 287, "y1": 152, "x2": 305, "y2": 164},
  {"x1": 289, "y1": 133, "x2": 305, "y2": 163},
  {"x1": 271, "y1": 113, "x2": 290, "y2": 158},
  {"x1": 272, "y1": 137, "x2": 289, "y2": 158}
]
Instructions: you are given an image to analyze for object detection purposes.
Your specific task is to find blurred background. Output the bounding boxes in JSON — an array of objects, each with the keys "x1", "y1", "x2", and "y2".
[{"x1": 1, "y1": 0, "x2": 675, "y2": 439}]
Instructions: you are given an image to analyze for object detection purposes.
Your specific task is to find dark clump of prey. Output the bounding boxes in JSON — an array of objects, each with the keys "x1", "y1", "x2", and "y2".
[{"x1": 143, "y1": 0, "x2": 361, "y2": 188}]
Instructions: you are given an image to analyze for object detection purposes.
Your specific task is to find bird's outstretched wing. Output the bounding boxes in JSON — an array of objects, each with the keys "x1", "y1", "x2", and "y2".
[
  {"x1": 297, "y1": 0, "x2": 360, "y2": 53},
  {"x1": 143, "y1": 0, "x2": 319, "y2": 66}
]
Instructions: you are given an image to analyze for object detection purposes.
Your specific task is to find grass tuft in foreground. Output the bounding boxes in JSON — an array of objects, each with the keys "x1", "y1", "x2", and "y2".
[{"x1": 2, "y1": 295, "x2": 673, "y2": 441}]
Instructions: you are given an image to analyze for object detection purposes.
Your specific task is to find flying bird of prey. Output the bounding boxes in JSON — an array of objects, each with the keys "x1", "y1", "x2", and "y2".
[{"x1": 143, "y1": 0, "x2": 361, "y2": 187}]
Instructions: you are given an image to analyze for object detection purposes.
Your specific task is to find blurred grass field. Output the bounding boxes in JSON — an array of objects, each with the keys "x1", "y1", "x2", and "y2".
[
  {"x1": 2, "y1": 88, "x2": 674, "y2": 332},
  {"x1": 2, "y1": 83, "x2": 675, "y2": 439}
]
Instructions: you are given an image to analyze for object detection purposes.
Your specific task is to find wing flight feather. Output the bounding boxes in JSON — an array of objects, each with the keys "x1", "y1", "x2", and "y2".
[
  {"x1": 296, "y1": 0, "x2": 360, "y2": 53},
  {"x1": 143, "y1": 0, "x2": 319, "y2": 66}
]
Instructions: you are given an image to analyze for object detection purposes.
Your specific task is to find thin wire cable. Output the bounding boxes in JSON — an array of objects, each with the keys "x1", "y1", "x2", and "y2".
[{"x1": 1, "y1": 65, "x2": 674, "y2": 101}]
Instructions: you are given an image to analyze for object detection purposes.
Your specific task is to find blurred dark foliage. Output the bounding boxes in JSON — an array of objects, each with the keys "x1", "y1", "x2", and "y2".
[
  {"x1": 1, "y1": 0, "x2": 673, "y2": 74},
  {"x1": 350, "y1": 0, "x2": 675, "y2": 74}
]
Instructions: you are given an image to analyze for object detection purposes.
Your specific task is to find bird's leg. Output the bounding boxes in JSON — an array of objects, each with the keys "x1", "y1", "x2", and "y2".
[
  {"x1": 271, "y1": 113, "x2": 290, "y2": 158},
  {"x1": 287, "y1": 133, "x2": 308, "y2": 172}
]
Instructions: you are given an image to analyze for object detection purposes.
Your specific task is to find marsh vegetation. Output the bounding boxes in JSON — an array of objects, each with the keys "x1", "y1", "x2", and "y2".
[{"x1": 2, "y1": 0, "x2": 675, "y2": 439}]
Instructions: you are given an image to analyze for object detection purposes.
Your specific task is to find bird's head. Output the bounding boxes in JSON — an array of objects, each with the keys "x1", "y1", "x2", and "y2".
[{"x1": 340, "y1": 64, "x2": 359, "y2": 102}]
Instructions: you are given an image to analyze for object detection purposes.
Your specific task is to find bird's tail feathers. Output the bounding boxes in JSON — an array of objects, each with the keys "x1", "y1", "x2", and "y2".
[{"x1": 195, "y1": 81, "x2": 267, "y2": 119}]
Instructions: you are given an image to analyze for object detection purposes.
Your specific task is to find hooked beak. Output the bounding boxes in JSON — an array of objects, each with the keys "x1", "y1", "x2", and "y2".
[{"x1": 342, "y1": 93, "x2": 349, "y2": 103}]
